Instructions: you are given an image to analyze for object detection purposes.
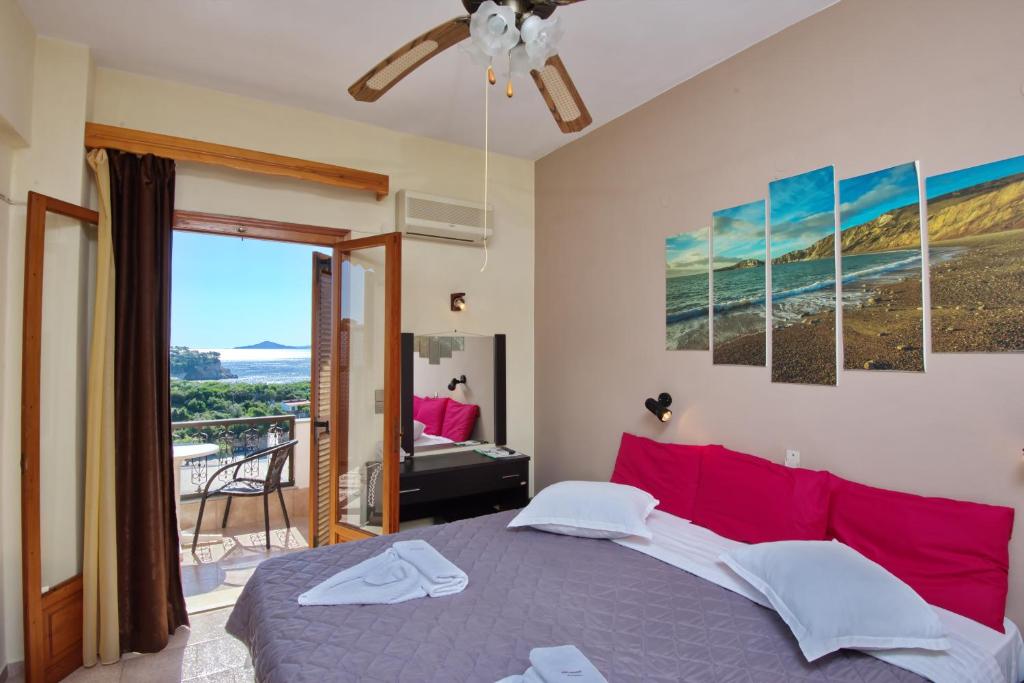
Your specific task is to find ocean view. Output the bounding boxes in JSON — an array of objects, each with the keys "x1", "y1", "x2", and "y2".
[
  {"x1": 196, "y1": 348, "x2": 311, "y2": 384},
  {"x1": 666, "y1": 248, "x2": 950, "y2": 346}
]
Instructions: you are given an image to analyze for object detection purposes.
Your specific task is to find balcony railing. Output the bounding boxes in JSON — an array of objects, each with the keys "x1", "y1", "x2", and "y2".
[{"x1": 172, "y1": 415, "x2": 296, "y2": 500}]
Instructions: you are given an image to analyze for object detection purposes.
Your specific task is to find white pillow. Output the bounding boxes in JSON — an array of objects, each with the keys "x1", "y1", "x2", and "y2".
[
  {"x1": 720, "y1": 540, "x2": 950, "y2": 662},
  {"x1": 508, "y1": 481, "x2": 658, "y2": 539},
  {"x1": 412, "y1": 420, "x2": 426, "y2": 440}
]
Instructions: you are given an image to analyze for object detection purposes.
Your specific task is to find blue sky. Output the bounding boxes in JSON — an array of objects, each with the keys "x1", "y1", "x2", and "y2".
[
  {"x1": 839, "y1": 162, "x2": 919, "y2": 229},
  {"x1": 769, "y1": 166, "x2": 836, "y2": 258},
  {"x1": 713, "y1": 199, "x2": 766, "y2": 267},
  {"x1": 172, "y1": 233, "x2": 320, "y2": 348},
  {"x1": 926, "y1": 154, "x2": 1024, "y2": 199},
  {"x1": 666, "y1": 227, "x2": 709, "y2": 278}
]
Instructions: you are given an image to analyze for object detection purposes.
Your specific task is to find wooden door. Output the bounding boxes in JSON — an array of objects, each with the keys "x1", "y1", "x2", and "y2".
[
  {"x1": 21, "y1": 192, "x2": 99, "y2": 682},
  {"x1": 328, "y1": 233, "x2": 402, "y2": 542},
  {"x1": 308, "y1": 252, "x2": 333, "y2": 547}
]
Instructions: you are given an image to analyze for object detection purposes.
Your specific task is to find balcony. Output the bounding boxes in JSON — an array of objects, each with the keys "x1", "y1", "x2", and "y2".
[{"x1": 172, "y1": 415, "x2": 312, "y2": 612}]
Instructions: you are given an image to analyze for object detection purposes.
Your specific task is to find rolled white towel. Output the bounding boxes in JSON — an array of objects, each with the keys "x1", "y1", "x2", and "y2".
[
  {"x1": 393, "y1": 539, "x2": 469, "y2": 597},
  {"x1": 495, "y1": 670, "x2": 544, "y2": 683},
  {"x1": 496, "y1": 646, "x2": 606, "y2": 683}
]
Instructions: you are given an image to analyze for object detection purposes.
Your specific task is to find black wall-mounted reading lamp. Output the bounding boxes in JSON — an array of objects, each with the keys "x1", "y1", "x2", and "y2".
[
  {"x1": 451, "y1": 292, "x2": 467, "y2": 312},
  {"x1": 645, "y1": 393, "x2": 673, "y2": 422},
  {"x1": 448, "y1": 374, "x2": 467, "y2": 391}
]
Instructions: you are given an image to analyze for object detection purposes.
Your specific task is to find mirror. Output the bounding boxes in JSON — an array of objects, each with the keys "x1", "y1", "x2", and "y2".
[{"x1": 402, "y1": 333, "x2": 506, "y2": 454}]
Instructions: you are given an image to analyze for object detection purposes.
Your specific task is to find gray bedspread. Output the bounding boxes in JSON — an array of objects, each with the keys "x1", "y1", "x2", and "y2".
[{"x1": 226, "y1": 511, "x2": 926, "y2": 682}]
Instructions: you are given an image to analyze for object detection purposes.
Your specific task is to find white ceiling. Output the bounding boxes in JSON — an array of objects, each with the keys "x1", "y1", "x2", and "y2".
[{"x1": 18, "y1": 0, "x2": 836, "y2": 160}]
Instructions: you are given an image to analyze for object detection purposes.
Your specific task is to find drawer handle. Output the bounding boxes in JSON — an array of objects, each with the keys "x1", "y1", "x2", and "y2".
[
  {"x1": 501, "y1": 474, "x2": 520, "y2": 480},
  {"x1": 400, "y1": 488, "x2": 422, "y2": 494}
]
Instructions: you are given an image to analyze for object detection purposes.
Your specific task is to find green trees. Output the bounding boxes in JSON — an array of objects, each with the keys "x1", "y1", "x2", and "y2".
[
  {"x1": 170, "y1": 346, "x2": 238, "y2": 380},
  {"x1": 170, "y1": 380, "x2": 310, "y2": 422}
]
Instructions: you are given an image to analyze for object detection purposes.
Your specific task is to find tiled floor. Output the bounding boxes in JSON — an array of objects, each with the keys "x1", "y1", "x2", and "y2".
[
  {"x1": 8, "y1": 608, "x2": 250, "y2": 682},
  {"x1": 182, "y1": 516, "x2": 309, "y2": 613}
]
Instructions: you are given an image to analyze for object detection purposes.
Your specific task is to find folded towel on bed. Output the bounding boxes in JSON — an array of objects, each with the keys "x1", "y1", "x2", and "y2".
[
  {"x1": 297, "y1": 540, "x2": 467, "y2": 606},
  {"x1": 496, "y1": 645, "x2": 608, "y2": 683},
  {"x1": 392, "y1": 539, "x2": 468, "y2": 597}
]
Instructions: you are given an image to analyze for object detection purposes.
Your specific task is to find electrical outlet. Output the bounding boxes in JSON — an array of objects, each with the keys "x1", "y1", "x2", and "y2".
[{"x1": 785, "y1": 449, "x2": 800, "y2": 468}]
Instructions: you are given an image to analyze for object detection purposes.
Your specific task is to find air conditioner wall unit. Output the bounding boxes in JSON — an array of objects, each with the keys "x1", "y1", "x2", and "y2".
[{"x1": 396, "y1": 190, "x2": 494, "y2": 245}]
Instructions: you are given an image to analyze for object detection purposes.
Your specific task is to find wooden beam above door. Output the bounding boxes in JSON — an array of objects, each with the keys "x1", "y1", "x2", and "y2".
[{"x1": 84, "y1": 122, "x2": 390, "y2": 201}]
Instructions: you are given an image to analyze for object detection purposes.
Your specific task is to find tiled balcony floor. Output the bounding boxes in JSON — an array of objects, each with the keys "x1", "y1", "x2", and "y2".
[{"x1": 181, "y1": 515, "x2": 309, "y2": 613}]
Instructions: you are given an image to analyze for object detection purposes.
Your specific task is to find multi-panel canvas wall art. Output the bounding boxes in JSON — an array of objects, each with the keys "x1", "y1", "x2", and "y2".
[
  {"x1": 712, "y1": 200, "x2": 767, "y2": 366},
  {"x1": 926, "y1": 154, "x2": 1024, "y2": 352},
  {"x1": 665, "y1": 227, "x2": 710, "y2": 350},
  {"x1": 838, "y1": 163, "x2": 925, "y2": 371},
  {"x1": 769, "y1": 166, "x2": 837, "y2": 385}
]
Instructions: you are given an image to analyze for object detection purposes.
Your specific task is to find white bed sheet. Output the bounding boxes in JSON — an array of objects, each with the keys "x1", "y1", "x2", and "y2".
[
  {"x1": 415, "y1": 433, "x2": 454, "y2": 447},
  {"x1": 614, "y1": 510, "x2": 1023, "y2": 683}
]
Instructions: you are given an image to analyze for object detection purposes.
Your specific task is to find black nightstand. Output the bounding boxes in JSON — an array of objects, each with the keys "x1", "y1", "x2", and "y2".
[{"x1": 365, "y1": 450, "x2": 530, "y2": 524}]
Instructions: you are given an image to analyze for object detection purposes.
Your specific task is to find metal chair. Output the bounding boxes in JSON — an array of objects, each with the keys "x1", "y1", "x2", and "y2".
[{"x1": 191, "y1": 439, "x2": 298, "y2": 554}]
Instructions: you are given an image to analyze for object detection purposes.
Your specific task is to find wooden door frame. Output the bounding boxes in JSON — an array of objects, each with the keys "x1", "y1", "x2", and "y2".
[
  {"x1": 85, "y1": 123, "x2": 390, "y2": 201},
  {"x1": 172, "y1": 211, "x2": 354, "y2": 548},
  {"x1": 173, "y1": 210, "x2": 351, "y2": 245},
  {"x1": 22, "y1": 192, "x2": 99, "y2": 683},
  {"x1": 328, "y1": 232, "x2": 402, "y2": 543}
]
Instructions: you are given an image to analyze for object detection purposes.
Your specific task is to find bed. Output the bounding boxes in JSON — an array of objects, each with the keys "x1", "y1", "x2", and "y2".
[{"x1": 225, "y1": 508, "x2": 1021, "y2": 682}]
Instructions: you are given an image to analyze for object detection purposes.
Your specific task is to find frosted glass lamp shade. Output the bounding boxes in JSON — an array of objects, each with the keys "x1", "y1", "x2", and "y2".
[{"x1": 469, "y1": 0, "x2": 521, "y2": 58}]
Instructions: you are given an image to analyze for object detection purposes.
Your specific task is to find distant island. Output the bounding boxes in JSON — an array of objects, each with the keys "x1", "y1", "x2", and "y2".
[{"x1": 235, "y1": 340, "x2": 311, "y2": 350}]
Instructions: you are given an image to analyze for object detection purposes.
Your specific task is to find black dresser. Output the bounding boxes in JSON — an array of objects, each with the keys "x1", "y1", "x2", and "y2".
[{"x1": 397, "y1": 450, "x2": 530, "y2": 522}]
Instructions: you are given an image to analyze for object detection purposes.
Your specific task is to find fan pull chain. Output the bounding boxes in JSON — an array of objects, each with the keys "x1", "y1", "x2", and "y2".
[
  {"x1": 481, "y1": 65, "x2": 490, "y2": 273},
  {"x1": 487, "y1": 59, "x2": 496, "y2": 86},
  {"x1": 506, "y1": 51, "x2": 514, "y2": 98}
]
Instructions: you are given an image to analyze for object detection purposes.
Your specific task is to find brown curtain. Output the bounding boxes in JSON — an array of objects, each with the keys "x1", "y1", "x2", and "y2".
[{"x1": 108, "y1": 151, "x2": 188, "y2": 653}]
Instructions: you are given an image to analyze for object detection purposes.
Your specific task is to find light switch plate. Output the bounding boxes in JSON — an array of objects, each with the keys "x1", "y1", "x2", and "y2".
[{"x1": 785, "y1": 449, "x2": 800, "y2": 468}]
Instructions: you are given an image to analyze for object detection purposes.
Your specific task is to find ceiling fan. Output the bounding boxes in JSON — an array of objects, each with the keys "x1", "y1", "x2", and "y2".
[{"x1": 348, "y1": 0, "x2": 593, "y2": 134}]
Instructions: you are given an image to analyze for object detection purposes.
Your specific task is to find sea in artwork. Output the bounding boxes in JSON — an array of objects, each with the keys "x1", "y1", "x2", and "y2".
[
  {"x1": 666, "y1": 228, "x2": 710, "y2": 350},
  {"x1": 926, "y1": 154, "x2": 1024, "y2": 352},
  {"x1": 712, "y1": 200, "x2": 766, "y2": 366},
  {"x1": 839, "y1": 162, "x2": 925, "y2": 372},
  {"x1": 197, "y1": 348, "x2": 312, "y2": 383},
  {"x1": 769, "y1": 166, "x2": 838, "y2": 385}
]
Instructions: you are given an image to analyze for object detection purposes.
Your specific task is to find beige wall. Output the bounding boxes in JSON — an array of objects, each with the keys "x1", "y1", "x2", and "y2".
[
  {"x1": 0, "y1": 36, "x2": 96, "y2": 666},
  {"x1": 0, "y1": 53, "x2": 535, "y2": 664},
  {"x1": 0, "y1": 0, "x2": 36, "y2": 143},
  {"x1": 0, "y1": 133, "x2": 14, "y2": 675},
  {"x1": 90, "y1": 67, "x2": 535, "y2": 462},
  {"x1": 536, "y1": 0, "x2": 1024, "y2": 626},
  {"x1": 0, "y1": 4, "x2": 36, "y2": 662}
]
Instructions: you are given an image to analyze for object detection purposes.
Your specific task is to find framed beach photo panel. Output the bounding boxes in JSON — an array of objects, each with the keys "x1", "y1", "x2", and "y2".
[
  {"x1": 838, "y1": 162, "x2": 925, "y2": 371},
  {"x1": 769, "y1": 166, "x2": 838, "y2": 385},
  {"x1": 926, "y1": 154, "x2": 1024, "y2": 352},
  {"x1": 665, "y1": 227, "x2": 710, "y2": 351},
  {"x1": 712, "y1": 200, "x2": 767, "y2": 366}
]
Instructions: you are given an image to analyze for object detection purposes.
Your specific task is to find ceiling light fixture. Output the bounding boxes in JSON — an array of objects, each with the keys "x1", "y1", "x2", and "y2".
[{"x1": 467, "y1": 0, "x2": 565, "y2": 98}]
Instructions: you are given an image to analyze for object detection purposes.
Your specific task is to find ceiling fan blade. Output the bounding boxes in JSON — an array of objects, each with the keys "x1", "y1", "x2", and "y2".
[
  {"x1": 530, "y1": 54, "x2": 593, "y2": 134},
  {"x1": 349, "y1": 17, "x2": 470, "y2": 102}
]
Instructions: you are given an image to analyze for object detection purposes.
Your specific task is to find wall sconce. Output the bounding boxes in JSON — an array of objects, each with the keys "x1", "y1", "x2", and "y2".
[
  {"x1": 645, "y1": 393, "x2": 673, "y2": 422},
  {"x1": 451, "y1": 292, "x2": 467, "y2": 312},
  {"x1": 448, "y1": 374, "x2": 467, "y2": 391}
]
